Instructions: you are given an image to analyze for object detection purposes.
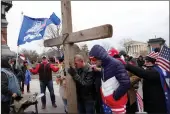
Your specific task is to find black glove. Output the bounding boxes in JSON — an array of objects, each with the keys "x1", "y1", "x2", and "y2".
[{"x1": 67, "y1": 67, "x2": 76, "y2": 76}]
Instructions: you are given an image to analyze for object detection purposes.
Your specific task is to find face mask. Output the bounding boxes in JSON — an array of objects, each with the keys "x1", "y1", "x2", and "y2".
[{"x1": 42, "y1": 59, "x2": 47, "y2": 64}]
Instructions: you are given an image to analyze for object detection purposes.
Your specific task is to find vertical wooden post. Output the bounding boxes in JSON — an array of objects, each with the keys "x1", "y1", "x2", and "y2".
[{"x1": 61, "y1": 0, "x2": 78, "y2": 113}]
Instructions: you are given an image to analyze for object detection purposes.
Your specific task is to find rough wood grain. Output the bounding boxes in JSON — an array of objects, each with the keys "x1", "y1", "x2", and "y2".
[
  {"x1": 44, "y1": 24, "x2": 113, "y2": 47},
  {"x1": 61, "y1": 0, "x2": 78, "y2": 113}
]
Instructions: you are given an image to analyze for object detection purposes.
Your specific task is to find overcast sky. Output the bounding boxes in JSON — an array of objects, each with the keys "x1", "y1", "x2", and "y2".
[{"x1": 6, "y1": 1, "x2": 169, "y2": 54}]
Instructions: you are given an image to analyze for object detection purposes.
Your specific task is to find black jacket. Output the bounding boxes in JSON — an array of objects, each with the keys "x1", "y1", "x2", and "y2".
[
  {"x1": 125, "y1": 64, "x2": 167, "y2": 113},
  {"x1": 94, "y1": 70, "x2": 102, "y2": 94},
  {"x1": 38, "y1": 63, "x2": 52, "y2": 81},
  {"x1": 21, "y1": 65, "x2": 27, "y2": 75},
  {"x1": 12, "y1": 65, "x2": 24, "y2": 82},
  {"x1": 93, "y1": 68, "x2": 103, "y2": 113},
  {"x1": 137, "y1": 59, "x2": 144, "y2": 68},
  {"x1": 1, "y1": 70, "x2": 13, "y2": 100},
  {"x1": 72, "y1": 64, "x2": 95, "y2": 101}
]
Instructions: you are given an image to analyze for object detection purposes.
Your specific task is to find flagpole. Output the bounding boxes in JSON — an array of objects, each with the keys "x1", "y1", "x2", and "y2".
[
  {"x1": 16, "y1": 11, "x2": 24, "y2": 69},
  {"x1": 15, "y1": 46, "x2": 19, "y2": 69}
]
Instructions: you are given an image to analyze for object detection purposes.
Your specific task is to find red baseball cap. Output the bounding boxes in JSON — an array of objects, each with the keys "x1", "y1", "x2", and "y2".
[{"x1": 108, "y1": 48, "x2": 119, "y2": 57}]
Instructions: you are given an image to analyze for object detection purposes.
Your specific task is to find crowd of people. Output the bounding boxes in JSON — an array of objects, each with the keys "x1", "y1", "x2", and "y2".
[{"x1": 1, "y1": 44, "x2": 169, "y2": 114}]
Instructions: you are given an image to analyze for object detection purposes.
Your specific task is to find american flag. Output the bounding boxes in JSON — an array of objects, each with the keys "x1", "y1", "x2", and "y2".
[
  {"x1": 155, "y1": 45, "x2": 170, "y2": 73},
  {"x1": 19, "y1": 53, "x2": 26, "y2": 61},
  {"x1": 147, "y1": 51, "x2": 159, "y2": 59},
  {"x1": 136, "y1": 91, "x2": 144, "y2": 112}
]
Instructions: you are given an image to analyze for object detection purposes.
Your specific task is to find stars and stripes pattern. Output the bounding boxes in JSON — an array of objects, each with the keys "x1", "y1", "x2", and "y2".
[
  {"x1": 19, "y1": 54, "x2": 26, "y2": 61},
  {"x1": 102, "y1": 103, "x2": 126, "y2": 114},
  {"x1": 147, "y1": 51, "x2": 159, "y2": 59},
  {"x1": 154, "y1": 65, "x2": 170, "y2": 114},
  {"x1": 101, "y1": 76, "x2": 127, "y2": 114},
  {"x1": 154, "y1": 45, "x2": 170, "y2": 114},
  {"x1": 136, "y1": 91, "x2": 144, "y2": 112},
  {"x1": 103, "y1": 104, "x2": 112, "y2": 114},
  {"x1": 155, "y1": 45, "x2": 170, "y2": 73}
]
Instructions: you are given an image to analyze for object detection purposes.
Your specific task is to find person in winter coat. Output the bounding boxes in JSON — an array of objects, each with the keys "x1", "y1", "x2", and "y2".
[
  {"x1": 10, "y1": 59, "x2": 25, "y2": 93},
  {"x1": 1, "y1": 57, "x2": 20, "y2": 114},
  {"x1": 125, "y1": 51, "x2": 167, "y2": 113},
  {"x1": 108, "y1": 48, "x2": 140, "y2": 113},
  {"x1": 29, "y1": 56, "x2": 59, "y2": 109},
  {"x1": 137, "y1": 55, "x2": 145, "y2": 68},
  {"x1": 89, "y1": 45, "x2": 130, "y2": 114},
  {"x1": 21, "y1": 61, "x2": 30, "y2": 93},
  {"x1": 68, "y1": 54, "x2": 96, "y2": 114},
  {"x1": 89, "y1": 57, "x2": 104, "y2": 114}
]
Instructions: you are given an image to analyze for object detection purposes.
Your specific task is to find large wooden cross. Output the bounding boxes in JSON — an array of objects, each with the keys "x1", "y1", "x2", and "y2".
[{"x1": 44, "y1": 0, "x2": 113, "y2": 113}]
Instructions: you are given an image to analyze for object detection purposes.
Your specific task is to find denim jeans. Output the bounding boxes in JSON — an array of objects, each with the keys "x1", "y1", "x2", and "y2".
[
  {"x1": 40, "y1": 80, "x2": 55, "y2": 105},
  {"x1": 78, "y1": 100, "x2": 95, "y2": 114},
  {"x1": 62, "y1": 98, "x2": 68, "y2": 113}
]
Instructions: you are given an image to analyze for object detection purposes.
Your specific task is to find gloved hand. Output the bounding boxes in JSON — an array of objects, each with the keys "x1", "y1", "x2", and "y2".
[{"x1": 67, "y1": 67, "x2": 76, "y2": 76}]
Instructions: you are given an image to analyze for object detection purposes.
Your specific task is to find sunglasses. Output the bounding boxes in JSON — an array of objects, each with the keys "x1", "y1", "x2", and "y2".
[{"x1": 89, "y1": 56, "x2": 97, "y2": 61}]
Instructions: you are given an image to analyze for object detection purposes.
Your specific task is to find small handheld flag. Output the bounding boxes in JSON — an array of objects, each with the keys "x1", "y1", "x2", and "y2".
[
  {"x1": 136, "y1": 91, "x2": 144, "y2": 112},
  {"x1": 19, "y1": 54, "x2": 26, "y2": 61}
]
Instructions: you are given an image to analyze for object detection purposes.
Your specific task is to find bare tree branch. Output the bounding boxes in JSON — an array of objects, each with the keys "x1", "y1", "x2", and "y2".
[
  {"x1": 20, "y1": 49, "x2": 39, "y2": 62},
  {"x1": 119, "y1": 38, "x2": 133, "y2": 54}
]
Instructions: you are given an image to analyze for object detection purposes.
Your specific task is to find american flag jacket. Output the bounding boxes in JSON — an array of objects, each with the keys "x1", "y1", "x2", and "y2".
[{"x1": 89, "y1": 45, "x2": 130, "y2": 114}]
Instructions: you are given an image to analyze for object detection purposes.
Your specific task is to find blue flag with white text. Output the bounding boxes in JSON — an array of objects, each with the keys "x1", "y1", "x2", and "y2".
[
  {"x1": 17, "y1": 16, "x2": 53, "y2": 46},
  {"x1": 24, "y1": 69, "x2": 31, "y2": 85}
]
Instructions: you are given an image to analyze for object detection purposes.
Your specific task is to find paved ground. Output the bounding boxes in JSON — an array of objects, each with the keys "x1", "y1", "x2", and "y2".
[{"x1": 23, "y1": 79, "x2": 65, "y2": 113}]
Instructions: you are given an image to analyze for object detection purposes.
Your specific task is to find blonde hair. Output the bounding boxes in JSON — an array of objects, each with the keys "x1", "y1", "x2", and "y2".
[{"x1": 74, "y1": 54, "x2": 85, "y2": 62}]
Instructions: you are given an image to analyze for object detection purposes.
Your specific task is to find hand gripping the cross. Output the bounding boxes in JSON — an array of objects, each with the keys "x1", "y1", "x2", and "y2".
[{"x1": 67, "y1": 66, "x2": 77, "y2": 77}]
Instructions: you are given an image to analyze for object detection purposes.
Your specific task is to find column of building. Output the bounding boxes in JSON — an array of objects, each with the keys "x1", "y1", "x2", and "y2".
[{"x1": 1, "y1": 1, "x2": 15, "y2": 57}]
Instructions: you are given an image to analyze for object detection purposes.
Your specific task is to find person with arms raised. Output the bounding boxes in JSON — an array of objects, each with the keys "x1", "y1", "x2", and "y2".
[{"x1": 29, "y1": 56, "x2": 59, "y2": 109}]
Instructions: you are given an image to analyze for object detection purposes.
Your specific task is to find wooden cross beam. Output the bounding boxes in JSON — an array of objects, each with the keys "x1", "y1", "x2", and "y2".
[
  {"x1": 43, "y1": 0, "x2": 113, "y2": 113},
  {"x1": 44, "y1": 24, "x2": 113, "y2": 47}
]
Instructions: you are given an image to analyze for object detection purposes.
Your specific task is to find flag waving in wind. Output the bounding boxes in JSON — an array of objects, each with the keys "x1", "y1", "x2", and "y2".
[
  {"x1": 156, "y1": 45, "x2": 170, "y2": 72},
  {"x1": 17, "y1": 13, "x2": 61, "y2": 46},
  {"x1": 154, "y1": 45, "x2": 170, "y2": 114},
  {"x1": 50, "y1": 12, "x2": 61, "y2": 25},
  {"x1": 17, "y1": 16, "x2": 49, "y2": 46}
]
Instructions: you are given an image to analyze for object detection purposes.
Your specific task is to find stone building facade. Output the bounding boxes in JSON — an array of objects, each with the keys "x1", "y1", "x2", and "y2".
[{"x1": 125, "y1": 40, "x2": 148, "y2": 58}]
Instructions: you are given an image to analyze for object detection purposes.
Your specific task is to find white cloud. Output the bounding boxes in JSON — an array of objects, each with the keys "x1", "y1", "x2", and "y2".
[{"x1": 6, "y1": 1, "x2": 169, "y2": 54}]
